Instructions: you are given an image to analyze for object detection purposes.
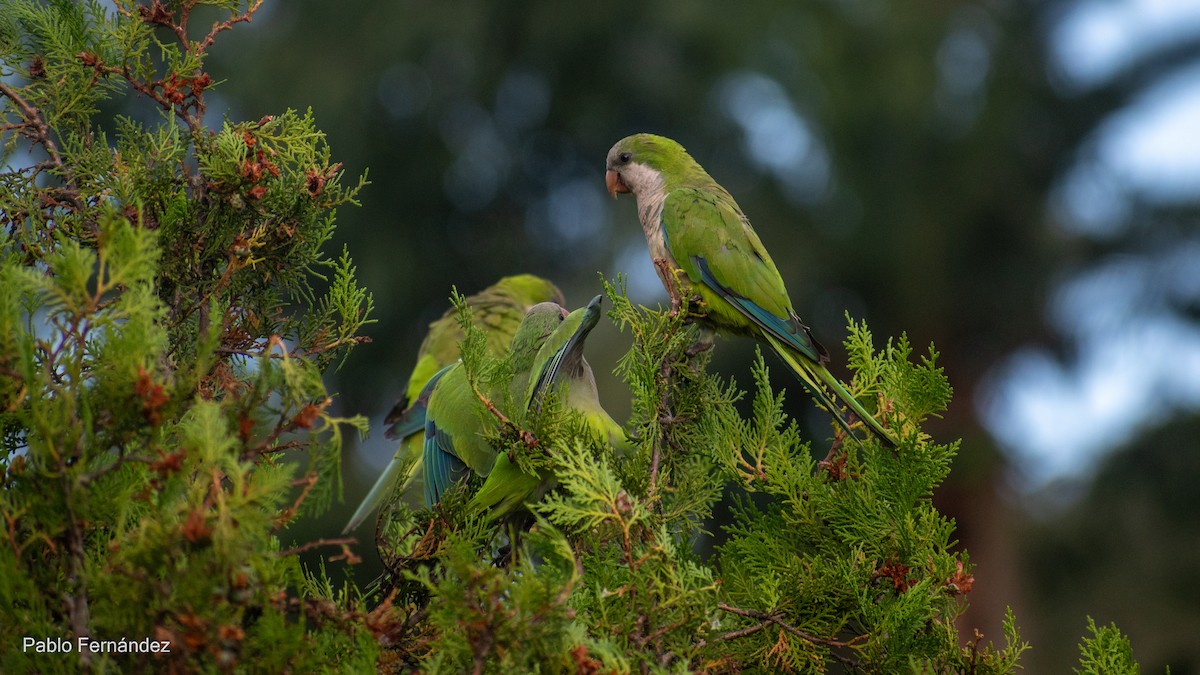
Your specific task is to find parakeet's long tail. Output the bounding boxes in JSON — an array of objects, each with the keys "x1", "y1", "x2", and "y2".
[
  {"x1": 762, "y1": 334, "x2": 897, "y2": 448},
  {"x1": 343, "y1": 445, "x2": 414, "y2": 535},
  {"x1": 343, "y1": 408, "x2": 427, "y2": 534}
]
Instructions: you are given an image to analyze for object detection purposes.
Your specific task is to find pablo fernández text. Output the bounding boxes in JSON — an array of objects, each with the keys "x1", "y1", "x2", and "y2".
[{"x1": 23, "y1": 636, "x2": 172, "y2": 655}]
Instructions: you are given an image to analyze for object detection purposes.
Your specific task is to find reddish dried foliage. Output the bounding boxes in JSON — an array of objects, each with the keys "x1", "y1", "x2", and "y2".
[
  {"x1": 135, "y1": 365, "x2": 169, "y2": 425},
  {"x1": 181, "y1": 510, "x2": 212, "y2": 544}
]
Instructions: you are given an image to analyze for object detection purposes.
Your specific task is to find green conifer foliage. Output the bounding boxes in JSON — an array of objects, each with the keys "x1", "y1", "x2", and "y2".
[
  {"x1": 1, "y1": 1, "x2": 376, "y2": 671},
  {"x1": 1076, "y1": 619, "x2": 1140, "y2": 675}
]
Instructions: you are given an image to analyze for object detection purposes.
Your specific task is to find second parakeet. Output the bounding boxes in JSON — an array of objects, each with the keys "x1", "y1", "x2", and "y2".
[
  {"x1": 343, "y1": 274, "x2": 564, "y2": 534},
  {"x1": 420, "y1": 300, "x2": 572, "y2": 508},
  {"x1": 467, "y1": 294, "x2": 627, "y2": 519}
]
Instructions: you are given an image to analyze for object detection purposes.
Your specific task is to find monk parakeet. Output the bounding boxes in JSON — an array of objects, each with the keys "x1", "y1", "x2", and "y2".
[
  {"x1": 421, "y1": 300, "x2": 571, "y2": 508},
  {"x1": 468, "y1": 294, "x2": 627, "y2": 519},
  {"x1": 605, "y1": 133, "x2": 896, "y2": 447},
  {"x1": 342, "y1": 275, "x2": 564, "y2": 534}
]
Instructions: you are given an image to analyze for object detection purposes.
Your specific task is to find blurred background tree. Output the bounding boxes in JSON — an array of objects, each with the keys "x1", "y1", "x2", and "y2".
[{"x1": 200, "y1": 1, "x2": 1200, "y2": 671}]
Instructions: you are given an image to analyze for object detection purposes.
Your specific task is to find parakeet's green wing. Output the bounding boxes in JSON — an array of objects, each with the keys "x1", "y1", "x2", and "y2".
[
  {"x1": 421, "y1": 366, "x2": 499, "y2": 507},
  {"x1": 662, "y1": 187, "x2": 827, "y2": 364}
]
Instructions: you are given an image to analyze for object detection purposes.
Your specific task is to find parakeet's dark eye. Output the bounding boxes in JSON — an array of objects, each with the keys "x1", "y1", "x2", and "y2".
[{"x1": 618, "y1": 151, "x2": 632, "y2": 164}]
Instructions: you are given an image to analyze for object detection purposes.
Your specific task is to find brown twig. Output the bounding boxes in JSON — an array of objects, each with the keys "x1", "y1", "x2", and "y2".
[
  {"x1": 299, "y1": 334, "x2": 374, "y2": 359},
  {"x1": 61, "y1": 475, "x2": 93, "y2": 668},
  {"x1": 273, "y1": 473, "x2": 317, "y2": 529},
  {"x1": 648, "y1": 348, "x2": 674, "y2": 502},
  {"x1": 279, "y1": 537, "x2": 362, "y2": 566},
  {"x1": 471, "y1": 384, "x2": 539, "y2": 451},
  {"x1": 698, "y1": 618, "x2": 773, "y2": 647},
  {"x1": 0, "y1": 80, "x2": 65, "y2": 170},
  {"x1": 715, "y1": 604, "x2": 864, "y2": 648},
  {"x1": 708, "y1": 603, "x2": 867, "y2": 667},
  {"x1": 78, "y1": 452, "x2": 156, "y2": 486},
  {"x1": 195, "y1": 0, "x2": 265, "y2": 55}
]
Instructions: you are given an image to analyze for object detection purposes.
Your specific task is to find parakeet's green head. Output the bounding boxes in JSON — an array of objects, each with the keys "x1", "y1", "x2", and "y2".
[
  {"x1": 508, "y1": 301, "x2": 571, "y2": 374},
  {"x1": 492, "y1": 274, "x2": 566, "y2": 308},
  {"x1": 605, "y1": 133, "x2": 705, "y2": 197},
  {"x1": 527, "y1": 295, "x2": 602, "y2": 406}
]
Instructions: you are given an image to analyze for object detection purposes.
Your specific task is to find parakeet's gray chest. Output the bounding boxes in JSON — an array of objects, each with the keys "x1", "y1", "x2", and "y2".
[{"x1": 636, "y1": 190, "x2": 674, "y2": 267}]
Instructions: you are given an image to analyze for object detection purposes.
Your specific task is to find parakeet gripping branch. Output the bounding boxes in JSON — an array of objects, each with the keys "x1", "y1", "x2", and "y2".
[{"x1": 605, "y1": 133, "x2": 896, "y2": 448}]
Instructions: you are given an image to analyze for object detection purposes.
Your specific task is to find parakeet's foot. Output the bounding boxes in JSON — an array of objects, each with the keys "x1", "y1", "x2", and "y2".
[
  {"x1": 679, "y1": 293, "x2": 706, "y2": 324},
  {"x1": 685, "y1": 325, "x2": 715, "y2": 356}
]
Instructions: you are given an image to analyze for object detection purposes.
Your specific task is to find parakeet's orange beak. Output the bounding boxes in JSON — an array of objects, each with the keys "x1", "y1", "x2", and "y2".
[{"x1": 605, "y1": 169, "x2": 629, "y2": 198}]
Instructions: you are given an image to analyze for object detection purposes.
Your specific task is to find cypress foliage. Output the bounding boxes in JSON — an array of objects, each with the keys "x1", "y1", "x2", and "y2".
[{"x1": 1, "y1": 1, "x2": 376, "y2": 671}]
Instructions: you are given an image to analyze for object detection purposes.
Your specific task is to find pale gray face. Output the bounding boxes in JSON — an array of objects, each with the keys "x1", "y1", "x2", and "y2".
[
  {"x1": 618, "y1": 161, "x2": 664, "y2": 195},
  {"x1": 606, "y1": 146, "x2": 664, "y2": 197}
]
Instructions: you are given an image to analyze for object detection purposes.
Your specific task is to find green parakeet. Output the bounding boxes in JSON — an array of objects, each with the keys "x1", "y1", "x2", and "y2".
[
  {"x1": 467, "y1": 294, "x2": 626, "y2": 519},
  {"x1": 605, "y1": 133, "x2": 896, "y2": 447},
  {"x1": 342, "y1": 275, "x2": 564, "y2": 534},
  {"x1": 421, "y1": 300, "x2": 571, "y2": 508}
]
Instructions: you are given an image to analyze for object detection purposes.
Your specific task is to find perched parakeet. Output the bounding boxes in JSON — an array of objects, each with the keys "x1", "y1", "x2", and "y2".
[
  {"x1": 605, "y1": 133, "x2": 896, "y2": 447},
  {"x1": 342, "y1": 275, "x2": 564, "y2": 534},
  {"x1": 420, "y1": 301, "x2": 571, "y2": 508},
  {"x1": 468, "y1": 294, "x2": 626, "y2": 519}
]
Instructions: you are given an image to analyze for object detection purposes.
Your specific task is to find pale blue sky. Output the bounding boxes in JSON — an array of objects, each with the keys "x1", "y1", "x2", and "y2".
[{"x1": 983, "y1": 0, "x2": 1200, "y2": 489}]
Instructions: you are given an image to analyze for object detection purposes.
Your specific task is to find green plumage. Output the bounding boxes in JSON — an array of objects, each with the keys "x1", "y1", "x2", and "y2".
[
  {"x1": 469, "y1": 295, "x2": 628, "y2": 519},
  {"x1": 606, "y1": 133, "x2": 896, "y2": 447},
  {"x1": 421, "y1": 301, "x2": 568, "y2": 507},
  {"x1": 343, "y1": 275, "x2": 563, "y2": 534}
]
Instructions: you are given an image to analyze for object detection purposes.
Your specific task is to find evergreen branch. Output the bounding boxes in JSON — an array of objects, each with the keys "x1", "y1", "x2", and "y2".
[
  {"x1": 712, "y1": 603, "x2": 866, "y2": 666},
  {"x1": 0, "y1": 3, "x2": 380, "y2": 670},
  {"x1": 279, "y1": 536, "x2": 361, "y2": 565},
  {"x1": 76, "y1": 53, "x2": 209, "y2": 135},
  {"x1": 195, "y1": 0, "x2": 264, "y2": 56},
  {"x1": 131, "y1": 0, "x2": 189, "y2": 50},
  {"x1": 0, "y1": 80, "x2": 66, "y2": 172}
]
